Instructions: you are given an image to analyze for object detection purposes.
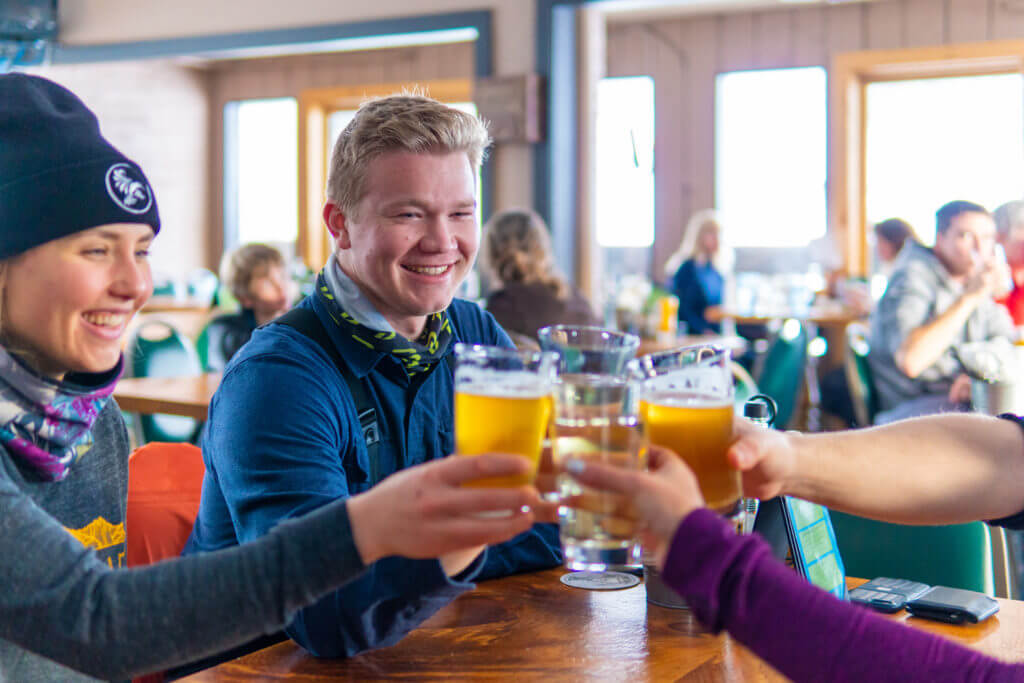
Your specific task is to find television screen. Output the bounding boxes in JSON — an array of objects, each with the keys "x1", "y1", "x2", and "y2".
[{"x1": 0, "y1": 0, "x2": 57, "y2": 41}]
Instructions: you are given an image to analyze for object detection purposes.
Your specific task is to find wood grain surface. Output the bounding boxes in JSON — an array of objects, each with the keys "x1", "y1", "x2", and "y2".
[
  {"x1": 181, "y1": 571, "x2": 1024, "y2": 682},
  {"x1": 113, "y1": 374, "x2": 220, "y2": 421}
]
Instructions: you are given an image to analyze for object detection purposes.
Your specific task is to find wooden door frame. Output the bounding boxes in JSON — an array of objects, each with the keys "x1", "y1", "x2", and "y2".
[
  {"x1": 296, "y1": 78, "x2": 475, "y2": 269},
  {"x1": 831, "y1": 40, "x2": 1024, "y2": 277}
]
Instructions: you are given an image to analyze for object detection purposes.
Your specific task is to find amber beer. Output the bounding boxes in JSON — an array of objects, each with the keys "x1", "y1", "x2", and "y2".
[
  {"x1": 641, "y1": 393, "x2": 739, "y2": 514},
  {"x1": 455, "y1": 384, "x2": 553, "y2": 487}
]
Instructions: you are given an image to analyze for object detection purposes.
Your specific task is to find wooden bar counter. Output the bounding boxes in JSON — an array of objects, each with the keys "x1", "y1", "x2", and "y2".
[{"x1": 181, "y1": 570, "x2": 1024, "y2": 681}]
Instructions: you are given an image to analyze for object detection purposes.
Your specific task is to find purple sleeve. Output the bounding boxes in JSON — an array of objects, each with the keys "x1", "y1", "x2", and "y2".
[{"x1": 661, "y1": 508, "x2": 1023, "y2": 683}]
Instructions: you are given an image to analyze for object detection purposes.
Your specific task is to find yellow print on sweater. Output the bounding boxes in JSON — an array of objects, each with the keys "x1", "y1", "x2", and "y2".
[{"x1": 65, "y1": 517, "x2": 126, "y2": 568}]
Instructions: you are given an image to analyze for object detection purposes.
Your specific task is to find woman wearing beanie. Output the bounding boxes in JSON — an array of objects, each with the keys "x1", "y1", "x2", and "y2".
[{"x1": 0, "y1": 74, "x2": 540, "y2": 682}]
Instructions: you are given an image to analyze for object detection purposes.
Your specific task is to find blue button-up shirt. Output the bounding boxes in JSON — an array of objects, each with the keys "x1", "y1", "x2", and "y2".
[{"x1": 184, "y1": 294, "x2": 561, "y2": 657}]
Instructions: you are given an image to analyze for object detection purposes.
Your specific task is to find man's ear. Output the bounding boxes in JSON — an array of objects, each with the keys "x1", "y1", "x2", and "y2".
[{"x1": 323, "y1": 202, "x2": 352, "y2": 250}]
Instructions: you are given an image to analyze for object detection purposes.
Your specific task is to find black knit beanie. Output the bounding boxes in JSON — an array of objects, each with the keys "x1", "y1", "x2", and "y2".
[{"x1": 0, "y1": 73, "x2": 160, "y2": 260}]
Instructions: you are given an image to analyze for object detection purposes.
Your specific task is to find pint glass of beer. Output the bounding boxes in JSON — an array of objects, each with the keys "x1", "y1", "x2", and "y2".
[
  {"x1": 629, "y1": 345, "x2": 739, "y2": 518},
  {"x1": 538, "y1": 326, "x2": 647, "y2": 571},
  {"x1": 453, "y1": 343, "x2": 558, "y2": 487}
]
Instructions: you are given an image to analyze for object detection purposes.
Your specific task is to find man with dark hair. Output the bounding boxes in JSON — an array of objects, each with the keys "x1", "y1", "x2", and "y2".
[{"x1": 868, "y1": 200, "x2": 1014, "y2": 423}]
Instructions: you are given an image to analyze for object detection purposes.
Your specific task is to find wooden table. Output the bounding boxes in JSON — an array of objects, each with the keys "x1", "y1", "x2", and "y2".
[
  {"x1": 705, "y1": 301, "x2": 864, "y2": 329},
  {"x1": 180, "y1": 571, "x2": 1024, "y2": 681},
  {"x1": 114, "y1": 374, "x2": 220, "y2": 421},
  {"x1": 636, "y1": 333, "x2": 750, "y2": 359},
  {"x1": 142, "y1": 296, "x2": 213, "y2": 314}
]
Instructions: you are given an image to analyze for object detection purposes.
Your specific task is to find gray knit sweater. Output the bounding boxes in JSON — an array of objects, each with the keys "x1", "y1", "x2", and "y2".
[{"x1": 0, "y1": 402, "x2": 366, "y2": 682}]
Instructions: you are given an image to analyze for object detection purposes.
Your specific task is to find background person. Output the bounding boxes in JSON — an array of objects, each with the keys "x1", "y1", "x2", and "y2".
[
  {"x1": 664, "y1": 209, "x2": 729, "y2": 335},
  {"x1": 994, "y1": 200, "x2": 1024, "y2": 326},
  {"x1": 562, "y1": 434, "x2": 1024, "y2": 682},
  {"x1": 479, "y1": 208, "x2": 598, "y2": 343},
  {"x1": 202, "y1": 242, "x2": 295, "y2": 371},
  {"x1": 185, "y1": 94, "x2": 562, "y2": 660},
  {"x1": 0, "y1": 74, "x2": 540, "y2": 683},
  {"x1": 868, "y1": 200, "x2": 1014, "y2": 423}
]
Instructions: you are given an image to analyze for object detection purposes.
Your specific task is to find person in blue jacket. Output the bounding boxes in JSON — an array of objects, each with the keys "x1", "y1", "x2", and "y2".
[
  {"x1": 184, "y1": 94, "x2": 562, "y2": 658},
  {"x1": 664, "y1": 209, "x2": 728, "y2": 335}
]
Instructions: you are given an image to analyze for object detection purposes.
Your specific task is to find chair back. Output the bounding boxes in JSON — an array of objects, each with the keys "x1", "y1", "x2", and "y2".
[
  {"x1": 844, "y1": 322, "x2": 877, "y2": 427},
  {"x1": 126, "y1": 442, "x2": 205, "y2": 567},
  {"x1": 126, "y1": 321, "x2": 202, "y2": 443},
  {"x1": 754, "y1": 319, "x2": 807, "y2": 428},
  {"x1": 829, "y1": 511, "x2": 999, "y2": 596},
  {"x1": 127, "y1": 442, "x2": 205, "y2": 683},
  {"x1": 731, "y1": 361, "x2": 759, "y2": 410}
]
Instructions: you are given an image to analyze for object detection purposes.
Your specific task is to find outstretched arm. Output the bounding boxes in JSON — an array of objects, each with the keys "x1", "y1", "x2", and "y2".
[{"x1": 732, "y1": 413, "x2": 1024, "y2": 525}]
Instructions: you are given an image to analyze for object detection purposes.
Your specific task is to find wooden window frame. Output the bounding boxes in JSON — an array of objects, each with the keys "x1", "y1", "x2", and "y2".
[
  {"x1": 831, "y1": 40, "x2": 1024, "y2": 277},
  {"x1": 296, "y1": 78, "x2": 475, "y2": 269}
]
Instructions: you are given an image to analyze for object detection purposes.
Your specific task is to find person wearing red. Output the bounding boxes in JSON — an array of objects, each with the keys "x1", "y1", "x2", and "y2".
[{"x1": 994, "y1": 200, "x2": 1024, "y2": 326}]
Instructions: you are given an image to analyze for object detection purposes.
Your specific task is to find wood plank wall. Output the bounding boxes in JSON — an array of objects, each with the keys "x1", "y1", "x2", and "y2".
[
  {"x1": 606, "y1": 0, "x2": 1024, "y2": 275},
  {"x1": 204, "y1": 41, "x2": 475, "y2": 266}
]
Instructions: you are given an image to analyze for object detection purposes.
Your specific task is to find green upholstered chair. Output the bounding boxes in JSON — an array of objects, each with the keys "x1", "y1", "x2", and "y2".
[
  {"x1": 125, "y1": 320, "x2": 203, "y2": 443},
  {"x1": 829, "y1": 511, "x2": 1011, "y2": 597},
  {"x1": 732, "y1": 361, "x2": 759, "y2": 410},
  {"x1": 754, "y1": 319, "x2": 808, "y2": 429},
  {"x1": 844, "y1": 322, "x2": 877, "y2": 427}
]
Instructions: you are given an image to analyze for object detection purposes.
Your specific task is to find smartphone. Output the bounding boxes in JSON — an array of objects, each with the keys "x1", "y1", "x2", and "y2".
[
  {"x1": 905, "y1": 586, "x2": 1000, "y2": 624},
  {"x1": 849, "y1": 577, "x2": 931, "y2": 613}
]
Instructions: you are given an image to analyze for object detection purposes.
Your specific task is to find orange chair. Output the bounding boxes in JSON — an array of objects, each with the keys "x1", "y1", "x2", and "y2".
[
  {"x1": 126, "y1": 442, "x2": 204, "y2": 568},
  {"x1": 127, "y1": 442, "x2": 205, "y2": 683}
]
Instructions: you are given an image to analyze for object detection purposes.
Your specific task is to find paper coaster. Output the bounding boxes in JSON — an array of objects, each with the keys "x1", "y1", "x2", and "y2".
[{"x1": 560, "y1": 571, "x2": 641, "y2": 591}]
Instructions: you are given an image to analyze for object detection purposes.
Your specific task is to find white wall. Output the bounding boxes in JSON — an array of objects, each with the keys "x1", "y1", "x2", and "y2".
[
  {"x1": 57, "y1": 0, "x2": 538, "y2": 211},
  {"x1": 26, "y1": 60, "x2": 210, "y2": 280}
]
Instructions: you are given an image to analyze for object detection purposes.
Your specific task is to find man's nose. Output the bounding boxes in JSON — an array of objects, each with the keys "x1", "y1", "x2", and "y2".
[{"x1": 422, "y1": 216, "x2": 457, "y2": 251}]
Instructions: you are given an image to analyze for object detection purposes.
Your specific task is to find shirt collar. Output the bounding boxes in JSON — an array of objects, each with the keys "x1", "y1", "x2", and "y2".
[{"x1": 324, "y1": 254, "x2": 395, "y2": 333}]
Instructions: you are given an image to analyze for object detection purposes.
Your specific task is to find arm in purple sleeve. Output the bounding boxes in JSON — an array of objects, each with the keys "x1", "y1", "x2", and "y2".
[{"x1": 661, "y1": 508, "x2": 1024, "y2": 683}]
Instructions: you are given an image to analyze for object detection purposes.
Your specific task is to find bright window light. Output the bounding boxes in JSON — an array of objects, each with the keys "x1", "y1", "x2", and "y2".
[
  {"x1": 225, "y1": 98, "x2": 298, "y2": 247},
  {"x1": 595, "y1": 76, "x2": 655, "y2": 248},
  {"x1": 865, "y1": 73, "x2": 1024, "y2": 245},
  {"x1": 715, "y1": 67, "x2": 827, "y2": 248}
]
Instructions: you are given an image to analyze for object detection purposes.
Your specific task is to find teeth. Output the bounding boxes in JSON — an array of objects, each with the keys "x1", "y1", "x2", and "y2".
[
  {"x1": 407, "y1": 265, "x2": 448, "y2": 275},
  {"x1": 83, "y1": 313, "x2": 126, "y2": 328}
]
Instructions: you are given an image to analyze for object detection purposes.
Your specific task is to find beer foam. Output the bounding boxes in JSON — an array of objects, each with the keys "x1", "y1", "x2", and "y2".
[
  {"x1": 456, "y1": 368, "x2": 552, "y2": 398},
  {"x1": 642, "y1": 391, "x2": 731, "y2": 409}
]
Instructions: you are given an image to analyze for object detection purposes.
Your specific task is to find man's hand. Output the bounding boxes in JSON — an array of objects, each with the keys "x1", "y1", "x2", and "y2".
[
  {"x1": 948, "y1": 373, "x2": 972, "y2": 404},
  {"x1": 727, "y1": 418, "x2": 799, "y2": 501}
]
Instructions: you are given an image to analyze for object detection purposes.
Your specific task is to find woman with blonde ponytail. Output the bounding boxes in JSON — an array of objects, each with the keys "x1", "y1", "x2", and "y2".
[{"x1": 479, "y1": 209, "x2": 598, "y2": 341}]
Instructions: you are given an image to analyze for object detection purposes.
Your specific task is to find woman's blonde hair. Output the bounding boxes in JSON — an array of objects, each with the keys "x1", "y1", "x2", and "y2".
[
  {"x1": 663, "y1": 209, "x2": 729, "y2": 277},
  {"x1": 479, "y1": 209, "x2": 569, "y2": 299},
  {"x1": 326, "y1": 94, "x2": 492, "y2": 216}
]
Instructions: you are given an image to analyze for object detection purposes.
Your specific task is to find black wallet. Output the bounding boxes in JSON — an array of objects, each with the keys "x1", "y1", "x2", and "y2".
[{"x1": 904, "y1": 586, "x2": 1000, "y2": 624}]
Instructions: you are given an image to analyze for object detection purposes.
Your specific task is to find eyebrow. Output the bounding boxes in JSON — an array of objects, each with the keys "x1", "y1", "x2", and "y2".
[{"x1": 383, "y1": 198, "x2": 477, "y2": 210}]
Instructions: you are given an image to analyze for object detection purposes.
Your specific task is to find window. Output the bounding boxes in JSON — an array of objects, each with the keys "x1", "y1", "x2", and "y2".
[
  {"x1": 595, "y1": 76, "x2": 655, "y2": 248},
  {"x1": 715, "y1": 67, "x2": 827, "y2": 248},
  {"x1": 865, "y1": 73, "x2": 1024, "y2": 245},
  {"x1": 223, "y1": 97, "x2": 298, "y2": 251}
]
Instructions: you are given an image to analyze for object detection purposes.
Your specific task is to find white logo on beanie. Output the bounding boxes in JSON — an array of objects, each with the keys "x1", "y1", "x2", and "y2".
[{"x1": 104, "y1": 163, "x2": 152, "y2": 215}]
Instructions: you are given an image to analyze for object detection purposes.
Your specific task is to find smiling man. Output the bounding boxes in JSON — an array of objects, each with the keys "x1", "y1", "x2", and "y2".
[{"x1": 183, "y1": 95, "x2": 561, "y2": 659}]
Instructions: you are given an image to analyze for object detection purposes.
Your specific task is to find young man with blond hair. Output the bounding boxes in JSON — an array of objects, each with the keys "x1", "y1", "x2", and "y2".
[{"x1": 185, "y1": 95, "x2": 561, "y2": 657}]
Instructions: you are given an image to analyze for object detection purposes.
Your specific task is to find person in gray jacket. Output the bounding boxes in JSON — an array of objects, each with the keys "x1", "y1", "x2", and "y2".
[
  {"x1": 869, "y1": 200, "x2": 1015, "y2": 423},
  {"x1": 0, "y1": 73, "x2": 540, "y2": 683}
]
